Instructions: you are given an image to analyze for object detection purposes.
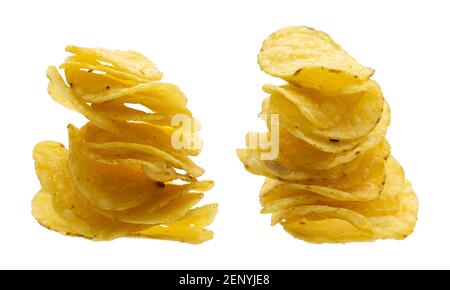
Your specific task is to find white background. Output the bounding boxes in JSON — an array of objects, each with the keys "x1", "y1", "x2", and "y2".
[{"x1": 0, "y1": 0, "x2": 449, "y2": 270}]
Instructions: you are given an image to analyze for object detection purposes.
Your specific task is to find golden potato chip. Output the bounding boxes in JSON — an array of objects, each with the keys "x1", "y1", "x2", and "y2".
[
  {"x1": 262, "y1": 95, "x2": 387, "y2": 154},
  {"x1": 260, "y1": 155, "x2": 400, "y2": 214},
  {"x1": 66, "y1": 45, "x2": 163, "y2": 81},
  {"x1": 64, "y1": 66, "x2": 130, "y2": 98},
  {"x1": 86, "y1": 141, "x2": 204, "y2": 177},
  {"x1": 131, "y1": 204, "x2": 218, "y2": 244},
  {"x1": 68, "y1": 125, "x2": 162, "y2": 210},
  {"x1": 380, "y1": 157, "x2": 405, "y2": 198},
  {"x1": 81, "y1": 121, "x2": 200, "y2": 157},
  {"x1": 61, "y1": 60, "x2": 148, "y2": 83},
  {"x1": 258, "y1": 26, "x2": 374, "y2": 95},
  {"x1": 83, "y1": 82, "x2": 188, "y2": 109},
  {"x1": 238, "y1": 137, "x2": 389, "y2": 182},
  {"x1": 262, "y1": 96, "x2": 357, "y2": 153},
  {"x1": 280, "y1": 181, "x2": 418, "y2": 243},
  {"x1": 33, "y1": 141, "x2": 142, "y2": 240},
  {"x1": 93, "y1": 181, "x2": 213, "y2": 224},
  {"x1": 47, "y1": 66, "x2": 119, "y2": 133},
  {"x1": 263, "y1": 80, "x2": 384, "y2": 140},
  {"x1": 238, "y1": 148, "x2": 359, "y2": 181},
  {"x1": 266, "y1": 102, "x2": 390, "y2": 171},
  {"x1": 32, "y1": 190, "x2": 78, "y2": 237}
]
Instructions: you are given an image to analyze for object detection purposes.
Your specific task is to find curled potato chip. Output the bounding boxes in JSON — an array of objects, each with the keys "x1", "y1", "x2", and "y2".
[
  {"x1": 380, "y1": 157, "x2": 405, "y2": 198},
  {"x1": 258, "y1": 26, "x2": 374, "y2": 95},
  {"x1": 93, "y1": 181, "x2": 213, "y2": 224},
  {"x1": 89, "y1": 103, "x2": 172, "y2": 127},
  {"x1": 238, "y1": 137, "x2": 389, "y2": 182},
  {"x1": 260, "y1": 155, "x2": 400, "y2": 214},
  {"x1": 66, "y1": 45, "x2": 163, "y2": 81},
  {"x1": 81, "y1": 121, "x2": 200, "y2": 157},
  {"x1": 83, "y1": 82, "x2": 188, "y2": 109},
  {"x1": 68, "y1": 125, "x2": 170, "y2": 210},
  {"x1": 64, "y1": 66, "x2": 131, "y2": 98},
  {"x1": 85, "y1": 141, "x2": 204, "y2": 177},
  {"x1": 280, "y1": 181, "x2": 418, "y2": 243},
  {"x1": 260, "y1": 147, "x2": 389, "y2": 208},
  {"x1": 47, "y1": 66, "x2": 120, "y2": 133},
  {"x1": 262, "y1": 96, "x2": 357, "y2": 153},
  {"x1": 33, "y1": 142, "x2": 142, "y2": 240},
  {"x1": 131, "y1": 204, "x2": 218, "y2": 244},
  {"x1": 262, "y1": 95, "x2": 388, "y2": 154},
  {"x1": 33, "y1": 46, "x2": 216, "y2": 243},
  {"x1": 61, "y1": 61, "x2": 148, "y2": 83},
  {"x1": 263, "y1": 80, "x2": 384, "y2": 140},
  {"x1": 32, "y1": 190, "x2": 79, "y2": 237},
  {"x1": 238, "y1": 26, "x2": 417, "y2": 243},
  {"x1": 238, "y1": 147, "x2": 359, "y2": 181},
  {"x1": 268, "y1": 102, "x2": 390, "y2": 171}
]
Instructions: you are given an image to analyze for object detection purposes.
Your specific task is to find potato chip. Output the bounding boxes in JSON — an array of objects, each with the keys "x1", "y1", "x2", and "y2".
[
  {"x1": 238, "y1": 147, "x2": 359, "y2": 181},
  {"x1": 61, "y1": 61, "x2": 148, "y2": 83},
  {"x1": 131, "y1": 204, "x2": 218, "y2": 244},
  {"x1": 64, "y1": 66, "x2": 131, "y2": 98},
  {"x1": 66, "y1": 45, "x2": 163, "y2": 81},
  {"x1": 33, "y1": 142, "x2": 142, "y2": 240},
  {"x1": 93, "y1": 181, "x2": 213, "y2": 224},
  {"x1": 262, "y1": 95, "x2": 358, "y2": 153},
  {"x1": 81, "y1": 121, "x2": 200, "y2": 157},
  {"x1": 32, "y1": 190, "x2": 80, "y2": 237},
  {"x1": 85, "y1": 141, "x2": 204, "y2": 177},
  {"x1": 262, "y1": 80, "x2": 384, "y2": 140},
  {"x1": 68, "y1": 125, "x2": 162, "y2": 210},
  {"x1": 265, "y1": 102, "x2": 390, "y2": 171},
  {"x1": 260, "y1": 155, "x2": 401, "y2": 214},
  {"x1": 238, "y1": 137, "x2": 389, "y2": 182},
  {"x1": 258, "y1": 26, "x2": 374, "y2": 95},
  {"x1": 47, "y1": 66, "x2": 119, "y2": 133},
  {"x1": 262, "y1": 95, "x2": 387, "y2": 154},
  {"x1": 32, "y1": 46, "x2": 216, "y2": 243},
  {"x1": 238, "y1": 26, "x2": 417, "y2": 243},
  {"x1": 280, "y1": 181, "x2": 418, "y2": 243}
]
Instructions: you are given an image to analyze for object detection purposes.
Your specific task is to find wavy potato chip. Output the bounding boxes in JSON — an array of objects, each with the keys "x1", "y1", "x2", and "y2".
[
  {"x1": 131, "y1": 204, "x2": 218, "y2": 244},
  {"x1": 262, "y1": 95, "x2": 387, "y2": 155},
  {"x1": 238, "y1": 134, "x2": 389, "y2": 183},
  {"x1": 258, "y1": 26, "x2": 374, "y2": 95},
  {"x1": 260, "y1": 155, "x2": 400, "y2": 213},
  {"x1": 66, "y1": 45, "x2": 163, "y2": 81},
  {"x1": 68, "y1": 125, "x2": 164, "y2": 210},
  {"x1": 266, "y1": 102, "x2": 390, "y2": 171},
  {"x1": 61, "y1": 61, "x2": 148, "y2": 83},
  {"x1": 33, "y1": 142, "x2": 142, "y2": 240},
  {"x1": 32, "y1": 190, "x2": 79, "y2": 237},
  {"x1": 93, "y1": 181, "x2": 213, "y2": 224},
  {"x1": 262, "y1": 95, "x2": 358, "y2": 153},
  {"x1": 47, "y1": 66, "x2": 120, "y2": 133},
  {"x1": 281, "y1": 181, "x2": 418, "y2": 243},
  {"x1": 263, "y1": 80, "x2": 384, "y2": 140},
  {"x1": 64, "y1": 66, "x2": 130, "y2": 98}
]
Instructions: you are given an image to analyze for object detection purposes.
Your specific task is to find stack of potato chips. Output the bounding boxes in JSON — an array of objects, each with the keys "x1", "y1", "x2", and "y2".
[
  {"x1": 238, "y1": 27, "x2": 418, "y2": 243},
  {"x1": 33, "y1": 46, "x2": 217, "y2": 243}
]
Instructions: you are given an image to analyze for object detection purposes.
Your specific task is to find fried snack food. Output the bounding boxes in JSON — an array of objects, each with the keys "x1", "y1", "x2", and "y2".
[
  {"x1": 32, "y1": 46, "x2": 217, "y2": 243},
  {"x1": 238, "y1": 26, "x2": 418, "y2": 243}
]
